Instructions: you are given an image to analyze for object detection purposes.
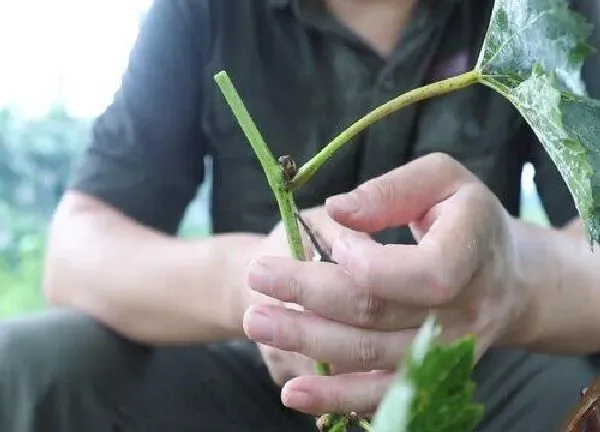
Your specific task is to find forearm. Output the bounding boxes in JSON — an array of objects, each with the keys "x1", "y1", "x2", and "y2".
[
  {"x1": 511, "y1": 217, "x2": 600, "y2": 354},
  {"x1": 43, "y1": 196, "x2": 263, "y2": 345}
]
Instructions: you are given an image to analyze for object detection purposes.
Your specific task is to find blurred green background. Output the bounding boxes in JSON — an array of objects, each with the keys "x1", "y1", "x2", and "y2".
[
  {"x1": 0, "y1": 105, "x2": 212, "y2": 318},
  {"x1": 0, "y1": 103, "x2": 548, "y2": 318}
]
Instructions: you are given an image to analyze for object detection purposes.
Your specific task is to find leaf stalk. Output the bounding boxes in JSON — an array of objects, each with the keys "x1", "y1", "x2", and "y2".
[{"x1": 290, "y1": 70, "x2": 480, "y2": 189}]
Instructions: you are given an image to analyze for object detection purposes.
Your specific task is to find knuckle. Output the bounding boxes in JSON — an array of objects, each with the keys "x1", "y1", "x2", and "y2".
[
  {"x1": 352, "y1": 292, "x2": 383, "y2": 327},
  {"x1": 295, "y1": 322, "x2": 320, "y2": 358},
  {"x1": 348, "y1": 255, "x2": 377, "y2": 289},
  {"x1": 319, "y1": 385, "x2": 348, "y2": 414},
  {"x1": 355, "y1": 335, "x2": 383, "y2": 369},
  {"x1": 425, "y1": 152, "x2": 473, "y2": 182},
  {"x1": 465, "y1": 181, "x2": 488, "y2": 202},
  {"x1": 422, "y1": 243, "x2": 458, "y2": 305},
  {"x1": 270, "y1": 310, "x2": 305, "y2": 353},
  {"x1": 285, "y1": 274, "x2": 303, "y2": 303},
  {"x1": 426, "y1": 264, "x2": 461, "y2": 305},
  {"x1": 329, "y1": 388, "x2": 349, "y2": 413},
  {"x1": 427, "y1": 271, "x2": 454, "y2": 305},
  {"x1": 359, "y1": 176, "x2": 397, "y2": 209},
  {"x1": 426, "y1": 152, "x2": 456, "y2": 170}
]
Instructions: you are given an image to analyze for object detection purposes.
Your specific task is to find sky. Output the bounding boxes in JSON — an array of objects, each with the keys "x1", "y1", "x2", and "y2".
[{"x1": 0, "y1": 0, "x2": 151, "y2": 118}]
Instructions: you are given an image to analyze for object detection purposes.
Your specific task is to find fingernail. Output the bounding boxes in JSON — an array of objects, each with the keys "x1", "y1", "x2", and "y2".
[
  {"x1": 247, "y1": 260, "x2": 274, "y2": 294},
  {"x1": 282, "y1": 386, "x2": 313, "y2": 409},
  {"x1": 327, "y1": 193, "x2": 360, "y2": 214},
  {"x1": 244, "y1": 309, "x2": 274, "y2": 344}
]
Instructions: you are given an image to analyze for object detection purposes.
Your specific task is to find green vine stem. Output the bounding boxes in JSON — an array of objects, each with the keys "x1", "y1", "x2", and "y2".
[
  {"x1": 214, "y1": 71, "x2": 305, "y2": 262},
  {"x1": 289, "y1": 70, "x2": 480, "y2": 190},
  {"x1": 214, "y1": 71, "x2": 334, "y2": 421}
]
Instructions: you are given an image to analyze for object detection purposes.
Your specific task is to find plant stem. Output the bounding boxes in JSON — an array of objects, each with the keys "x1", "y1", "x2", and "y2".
[
  {"x1": 214, "y1": 71, "x2": 305, "y2": 261},
  {"x1": 215, "y1": 69, "x2": 343, "y2": 431},
  {"x1": 274, "y1": 188, "x2": 305, "y2": 261},
  {"x1": 315, "y1": 361, "x2": 331, "y2": 376},
  {"x1": 290, "y1": 70, "x2": 481, "y2": 189}
]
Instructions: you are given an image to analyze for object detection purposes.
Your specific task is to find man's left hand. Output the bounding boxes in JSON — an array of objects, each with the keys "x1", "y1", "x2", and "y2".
[{"x1": 242, "y1": 153, "x2": 538, "y2": 415}]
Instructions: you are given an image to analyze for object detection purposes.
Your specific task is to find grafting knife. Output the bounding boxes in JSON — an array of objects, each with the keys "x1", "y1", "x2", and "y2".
[{"x1": 294, "y1": 212, "x2": 335, "y2": 264}]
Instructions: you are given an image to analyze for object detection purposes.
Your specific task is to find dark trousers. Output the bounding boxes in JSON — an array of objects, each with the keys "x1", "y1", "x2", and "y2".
[{"x1": 0, "y1": 308, "x2": 595, "y2": 432}]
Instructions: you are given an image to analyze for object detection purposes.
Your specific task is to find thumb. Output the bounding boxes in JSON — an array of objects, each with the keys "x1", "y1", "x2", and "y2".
[{"x1": 325, "y1": 153, "x2": 477, "y2": 233}]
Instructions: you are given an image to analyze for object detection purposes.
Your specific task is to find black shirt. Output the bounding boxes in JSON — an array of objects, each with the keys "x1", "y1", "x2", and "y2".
[{"x1": 69, "y1": 0, "x2": 600, "y2": 244}]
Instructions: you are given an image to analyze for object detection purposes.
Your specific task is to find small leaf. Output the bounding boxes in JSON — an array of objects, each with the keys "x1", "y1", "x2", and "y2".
[
  {"x1": 408, "y1": 338, "x2": 483, "y2": 432},
  {"x1": 371, "y1": 316, "x2": 483, "y2": 432},
  {"x1": 475, "y1": 0, "x2": 600, "y2": 242}
]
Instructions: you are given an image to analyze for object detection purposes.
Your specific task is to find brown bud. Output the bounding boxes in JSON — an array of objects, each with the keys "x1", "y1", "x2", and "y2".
[{"x1": 278, "y1": 155, "x2": 297, "y2": 181}]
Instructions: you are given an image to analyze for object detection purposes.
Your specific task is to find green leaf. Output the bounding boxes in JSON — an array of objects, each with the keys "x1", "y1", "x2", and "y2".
[
  {"x1": 371, "y1": 316, "x2": 483, "y2": 432},
  {"x1": 408, "y1": 338, "x2": 483, "y2": 432},
  {"x1": 475, "y1": 0, "x2": 600, "y2": 242},
  {"x1": 476, "y1": 0, "x2": 593, "y2": 94},
  {"x1": 494, "y1": 68, "x2": 600, "y2": 239}
]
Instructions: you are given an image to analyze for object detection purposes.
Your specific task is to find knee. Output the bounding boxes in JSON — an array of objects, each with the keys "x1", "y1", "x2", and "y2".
[
  {"x1": 0, "y1": 313, "x2": 51, "y2": 379},
  {"x1": 0, "y1": 308, "x2": 152, "y2": 387},
  {"x1": 0, "y1": 312, "x2": 65, "y2": 414},
  {"x1": 474, "y1": 350, "x2": 595, "y2": 432}
]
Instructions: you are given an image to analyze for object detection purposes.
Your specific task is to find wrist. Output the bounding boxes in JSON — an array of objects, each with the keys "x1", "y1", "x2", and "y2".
[
  {"x1": 501, "y1": 219, "x2": 597, "y2": 354},
  {"x1": 194, "y1": 233, "x2": 265, "y2": 340},
  {"x1": 499, "y1": 219, "x2": 559, "y2": 349}
]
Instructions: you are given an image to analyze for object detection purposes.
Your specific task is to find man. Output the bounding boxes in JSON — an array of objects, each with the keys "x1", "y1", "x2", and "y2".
[{"x1": 1, "y1": 0, "x2": 599, "y2": 431}]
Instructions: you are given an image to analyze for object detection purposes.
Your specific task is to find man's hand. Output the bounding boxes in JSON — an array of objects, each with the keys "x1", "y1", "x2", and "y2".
[
  {"x1": 242, "y1": 153, "x2": 538, "y2": 415},
  {"x1": 246, "y1": 207, "x2": 356, "y2": 387}
]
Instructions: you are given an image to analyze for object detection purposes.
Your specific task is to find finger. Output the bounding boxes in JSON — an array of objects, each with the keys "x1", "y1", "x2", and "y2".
[
  {"x1": 325, "y1": 153, "x2": 477, "y2": 233},
  {"x1": 281, "y1": 370, "x2": 395, "y2": 415},
  {"x1": 295, "y1": 206, "x2": 369, "y2": 259},
  {"x1": 330, "y1": 185, "x2": 487, "y2": 305},
  {"x1": 243, "y1": 304, "x2": 417, "y2": 371},
  {"x1": 259, "y1": 344, "x2": 317, "y2": 387},
  {"x1": 246, "y1": 256, "x2": 426, "y2": 330}
]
